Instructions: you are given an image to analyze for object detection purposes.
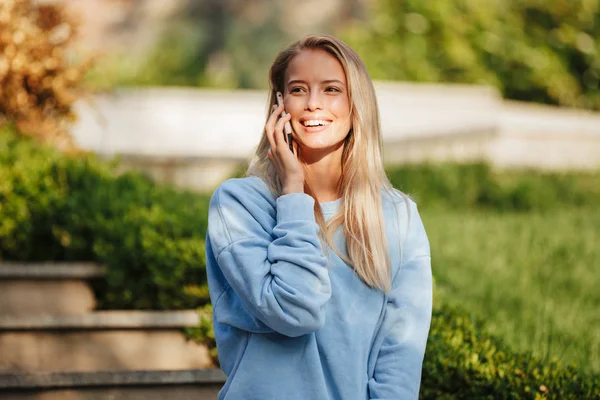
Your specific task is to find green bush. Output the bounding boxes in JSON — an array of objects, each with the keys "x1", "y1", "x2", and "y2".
[
  {"x1": 0, "y1": 127, "x2": 210, "y2": 309},
  {"x1": 340, "y1": 0, "x2": 600, "y2": 110},
  {"x1": 422, "y1": 305, "x2": 599, "y2": 399},
  {"x1": 386, "y1": 162, "x2": 600, "y2": 211}
]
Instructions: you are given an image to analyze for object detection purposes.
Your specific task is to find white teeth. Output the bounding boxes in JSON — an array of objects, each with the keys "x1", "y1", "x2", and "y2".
[{"x1": 302, "y1": 120, "x2": 331, "y2": 127}]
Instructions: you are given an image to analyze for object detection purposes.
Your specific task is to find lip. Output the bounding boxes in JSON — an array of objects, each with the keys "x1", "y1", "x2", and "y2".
[
  {"x1": 301, "y1": 124, "x2": 330, "y2": 133},
  {"x1": 300, "y1": 116, "x2": 333, "y2": 124}
]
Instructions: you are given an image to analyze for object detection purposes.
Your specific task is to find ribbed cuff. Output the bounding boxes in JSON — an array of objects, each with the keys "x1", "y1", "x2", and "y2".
[{"x1": 276, "y1": 193, "x2": 315, "y2": 224}]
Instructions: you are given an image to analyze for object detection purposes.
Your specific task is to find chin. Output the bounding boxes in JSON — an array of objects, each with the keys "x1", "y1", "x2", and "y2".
[
  {"x1": 298, "y1": 138, "x2": 344, "y2": 153},
  {"x1": 294, "y1": 127, "x2": 349, "y2": 154},
  {"x1": 302, "y1": 138, "x2": 330, "y2": 148}
]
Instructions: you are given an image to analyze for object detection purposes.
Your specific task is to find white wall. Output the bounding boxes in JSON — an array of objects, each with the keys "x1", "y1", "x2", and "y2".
[{"x1": 70, "y1": 83, "x2": 600, "y2": 191}]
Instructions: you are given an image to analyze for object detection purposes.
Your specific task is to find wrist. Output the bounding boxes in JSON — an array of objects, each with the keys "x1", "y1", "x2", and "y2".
[{"x1": 282, "y1": 181, "x2": 304, "y2": 195}]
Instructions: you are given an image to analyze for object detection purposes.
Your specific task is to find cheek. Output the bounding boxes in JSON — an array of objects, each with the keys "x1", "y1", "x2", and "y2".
[
  {"x1": 330, "y1": 97, "x2": 350, "y2": 119},
  {"x1": 283, "y1": 97, "x2": 301, "y2": 115}
]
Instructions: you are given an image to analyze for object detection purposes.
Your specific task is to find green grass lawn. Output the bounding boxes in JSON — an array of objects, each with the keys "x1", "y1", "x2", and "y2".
[{"x1": 423, "y1": 207, "x2": 600, "y2": 374}]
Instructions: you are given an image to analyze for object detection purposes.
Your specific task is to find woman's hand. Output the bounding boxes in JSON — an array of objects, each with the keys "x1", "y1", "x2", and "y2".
[{"x1": 265, "y1": 103, "x2": 304, "y2": 195}]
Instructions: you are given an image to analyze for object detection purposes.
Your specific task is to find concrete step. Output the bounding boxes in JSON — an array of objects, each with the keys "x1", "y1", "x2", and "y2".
[
  {"x1": 0, "y1": 311, "x2": 214, "y2": 372},
  {"x1": 0, "y1": 263, "x2": 105, "y2": 317},
  {"x1": 0, "y1": 368, "x2": 227, "y2": 400}
]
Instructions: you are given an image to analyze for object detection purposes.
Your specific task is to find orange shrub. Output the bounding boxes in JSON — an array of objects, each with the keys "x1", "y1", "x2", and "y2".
[{"x1": 0, "y1": 0, "x2": 91, "y2": 151}]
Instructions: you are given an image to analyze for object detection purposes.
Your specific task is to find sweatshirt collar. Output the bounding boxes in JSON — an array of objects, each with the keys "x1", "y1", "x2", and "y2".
[{"x1": 319, "y1": 198, "x2": 342, "y2": 215}]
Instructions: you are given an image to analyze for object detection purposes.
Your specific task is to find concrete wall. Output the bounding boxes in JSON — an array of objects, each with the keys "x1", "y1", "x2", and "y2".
[
  {"x1": 69, "y1": 83, "x2": 600, "y2": 192},
  {"x1": 492, "y1": 101, "x2": 600, "y2": 170}
]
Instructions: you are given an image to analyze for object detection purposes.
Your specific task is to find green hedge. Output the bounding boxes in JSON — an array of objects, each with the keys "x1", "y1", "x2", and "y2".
[
  {"x1": 387, "y1": 162, "x2": 600, "y2": 211},
  {"x1": 1, "y1": 128, "x2": 598, "y2": 396},
  {"x1": 0, "y1": 127, "x2": 210, "y2": 309},
  {"x1": 423, "y1": 306, "x2": 599, "y2": 399}
]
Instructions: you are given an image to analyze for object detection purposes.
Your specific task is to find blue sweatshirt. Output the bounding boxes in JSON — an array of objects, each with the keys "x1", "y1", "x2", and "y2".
[{"x1": 206, "y1": 176, "x2": 432, "y2": 400}]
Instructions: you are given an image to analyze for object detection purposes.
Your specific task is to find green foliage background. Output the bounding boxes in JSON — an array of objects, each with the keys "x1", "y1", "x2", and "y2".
[
  {"x1": 341, "y1": 0, "x2": 600, "y2": 110},
  {"x1": 88, "y1": 2, "x2": 290, "y2": 90},
  {"x1": 90, "y1": 0, "x2": 600, "y2": 111}
]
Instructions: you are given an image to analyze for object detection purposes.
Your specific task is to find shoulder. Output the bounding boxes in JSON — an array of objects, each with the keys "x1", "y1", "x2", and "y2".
[
  {"x1": 383, "y1": 187, "x2": 415, "y2": 211},
  {"x1": 211, "y1": 176, "x2": 275, "y2": 209},
  {"x1": 382, "y1": 187, "x2": 429, "y2": 263},
  {"x1": 208, "y1": 176, "x2": 277, "y2": 254},
  {"x1": 212, "y1": 175, "x2": 272, "y2": 198},
  {"x1": 382, "y1": 188, "x2": 418, "y2": 237}
]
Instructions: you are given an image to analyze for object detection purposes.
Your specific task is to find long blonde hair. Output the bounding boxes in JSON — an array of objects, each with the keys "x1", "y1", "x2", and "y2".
[{"x1": 247, "y1": 34, "x2": 395, "y2": 292}]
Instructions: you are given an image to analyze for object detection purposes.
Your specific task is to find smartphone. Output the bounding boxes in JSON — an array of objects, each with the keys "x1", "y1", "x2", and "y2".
[{"x1": 276, "y1": 92, "x2": 294, "y2": 153}]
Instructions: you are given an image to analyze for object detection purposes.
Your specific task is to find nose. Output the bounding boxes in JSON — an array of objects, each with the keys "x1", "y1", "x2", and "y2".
[{"x1": 305, "y1": 91, "x2": 323, "y2": 111}]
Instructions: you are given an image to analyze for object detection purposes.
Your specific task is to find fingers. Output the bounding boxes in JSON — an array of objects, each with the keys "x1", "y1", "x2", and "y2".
[
  {"x1": 268, "y1": 103, "x2": 283, "y2": 122},
  {"x1": 266, "y1": 104, "x2": 284, "y2": 134},
  {"x1": 265, "y1": 103, "x2": 284, "y2": 150},
  {"x1": 273, "y1": 113, "x2": 291, "y2": 150},
  {"x1": 265, "y1": 101, "x2": 297, "y2": 179}
]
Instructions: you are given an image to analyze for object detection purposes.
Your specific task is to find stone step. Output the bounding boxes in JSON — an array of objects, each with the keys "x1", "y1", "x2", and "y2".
[
  {"x1": 0, "y1": 263, "x2": 105, "y2": 317},
  {"x1": 0, "y1": 263, "x2": 106, "y2": 279},
  {"x1": 0, "y1": 369, "x2": 227, "y2": 400},
  {"x1": 0, "y1": 311, "x2": 198, "y2": 330},
  {"x1": 0, "y1": 311, "x2": 214, "y2": 373}
]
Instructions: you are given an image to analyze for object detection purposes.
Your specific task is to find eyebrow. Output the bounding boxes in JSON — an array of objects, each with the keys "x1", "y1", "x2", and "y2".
[{"x1": 287, "y1": 79, "x2": 346, "y2": 86}]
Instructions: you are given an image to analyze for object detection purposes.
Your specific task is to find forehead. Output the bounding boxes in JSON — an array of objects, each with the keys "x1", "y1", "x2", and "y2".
[{"x1": 285, "y1": 49, "x2": 346, "y2": 84}]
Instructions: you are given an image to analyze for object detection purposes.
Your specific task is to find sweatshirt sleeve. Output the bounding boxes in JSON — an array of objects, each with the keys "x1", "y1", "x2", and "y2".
[
  {"x1": 368, "y1": 200, "x2": 433, "y2": 400},
  {"x1": 207, "y1": 180, "x2": 331, "y2": 338}
]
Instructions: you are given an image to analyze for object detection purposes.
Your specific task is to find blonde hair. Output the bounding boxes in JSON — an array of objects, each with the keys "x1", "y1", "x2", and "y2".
[{"x1": 247, "y1": 34, "x2": 396, "y2": 292}]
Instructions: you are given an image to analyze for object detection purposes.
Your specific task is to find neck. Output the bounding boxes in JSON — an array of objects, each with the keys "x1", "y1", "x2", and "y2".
[{"x1": 300, "y1": 143, "x2": 344, "y2": 202}]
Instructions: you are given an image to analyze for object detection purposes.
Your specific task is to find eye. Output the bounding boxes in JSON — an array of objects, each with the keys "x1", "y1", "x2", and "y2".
[
  {"x1": 325, "y1": 86, "x2": 341, "y2": 92},
  {"x1": 289, "y1": 87, "x2": 305, "y2": 94}
]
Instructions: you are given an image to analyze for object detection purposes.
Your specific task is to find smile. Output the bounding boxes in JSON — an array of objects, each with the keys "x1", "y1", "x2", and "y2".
[{"x1": 301, "y1": 120, "x2": 332, "y2": 127}]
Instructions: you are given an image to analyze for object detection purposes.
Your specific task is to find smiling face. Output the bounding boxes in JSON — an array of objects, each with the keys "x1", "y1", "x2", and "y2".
[{"x1": 283, "y1": 49, "x2": 352, "y2": 159}]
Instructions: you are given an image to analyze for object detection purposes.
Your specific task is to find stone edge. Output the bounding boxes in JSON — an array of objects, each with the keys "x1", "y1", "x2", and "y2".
[
  {"x1": 0, "y1": 369, "x2": 227, "y2": 389},
  {"x1": 0, "y1": 311, "x2": 200, "y2": 330},
  {"x1": 0, "y1": 263, "x2": 106, "y2": 279}
]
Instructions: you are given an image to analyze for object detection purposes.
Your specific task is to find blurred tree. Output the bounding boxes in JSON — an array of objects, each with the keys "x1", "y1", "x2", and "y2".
[
  {"x1": 338, "y1": 0, "x2": 600, "y2": 110},
  {"x1": 0, "y1": 0, "x2": 92, "y2": 151},
  {"x1": 98, "y1": 0, "x2": 364, "y2": 89},
  {"x1": 111, "y1": 0, "x2": 288, "y2": 88}
]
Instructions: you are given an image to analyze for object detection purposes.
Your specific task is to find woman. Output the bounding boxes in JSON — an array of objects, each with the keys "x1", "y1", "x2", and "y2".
[{"x1": 205, "y1": 34, "x2": 432, "y2": 400}]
